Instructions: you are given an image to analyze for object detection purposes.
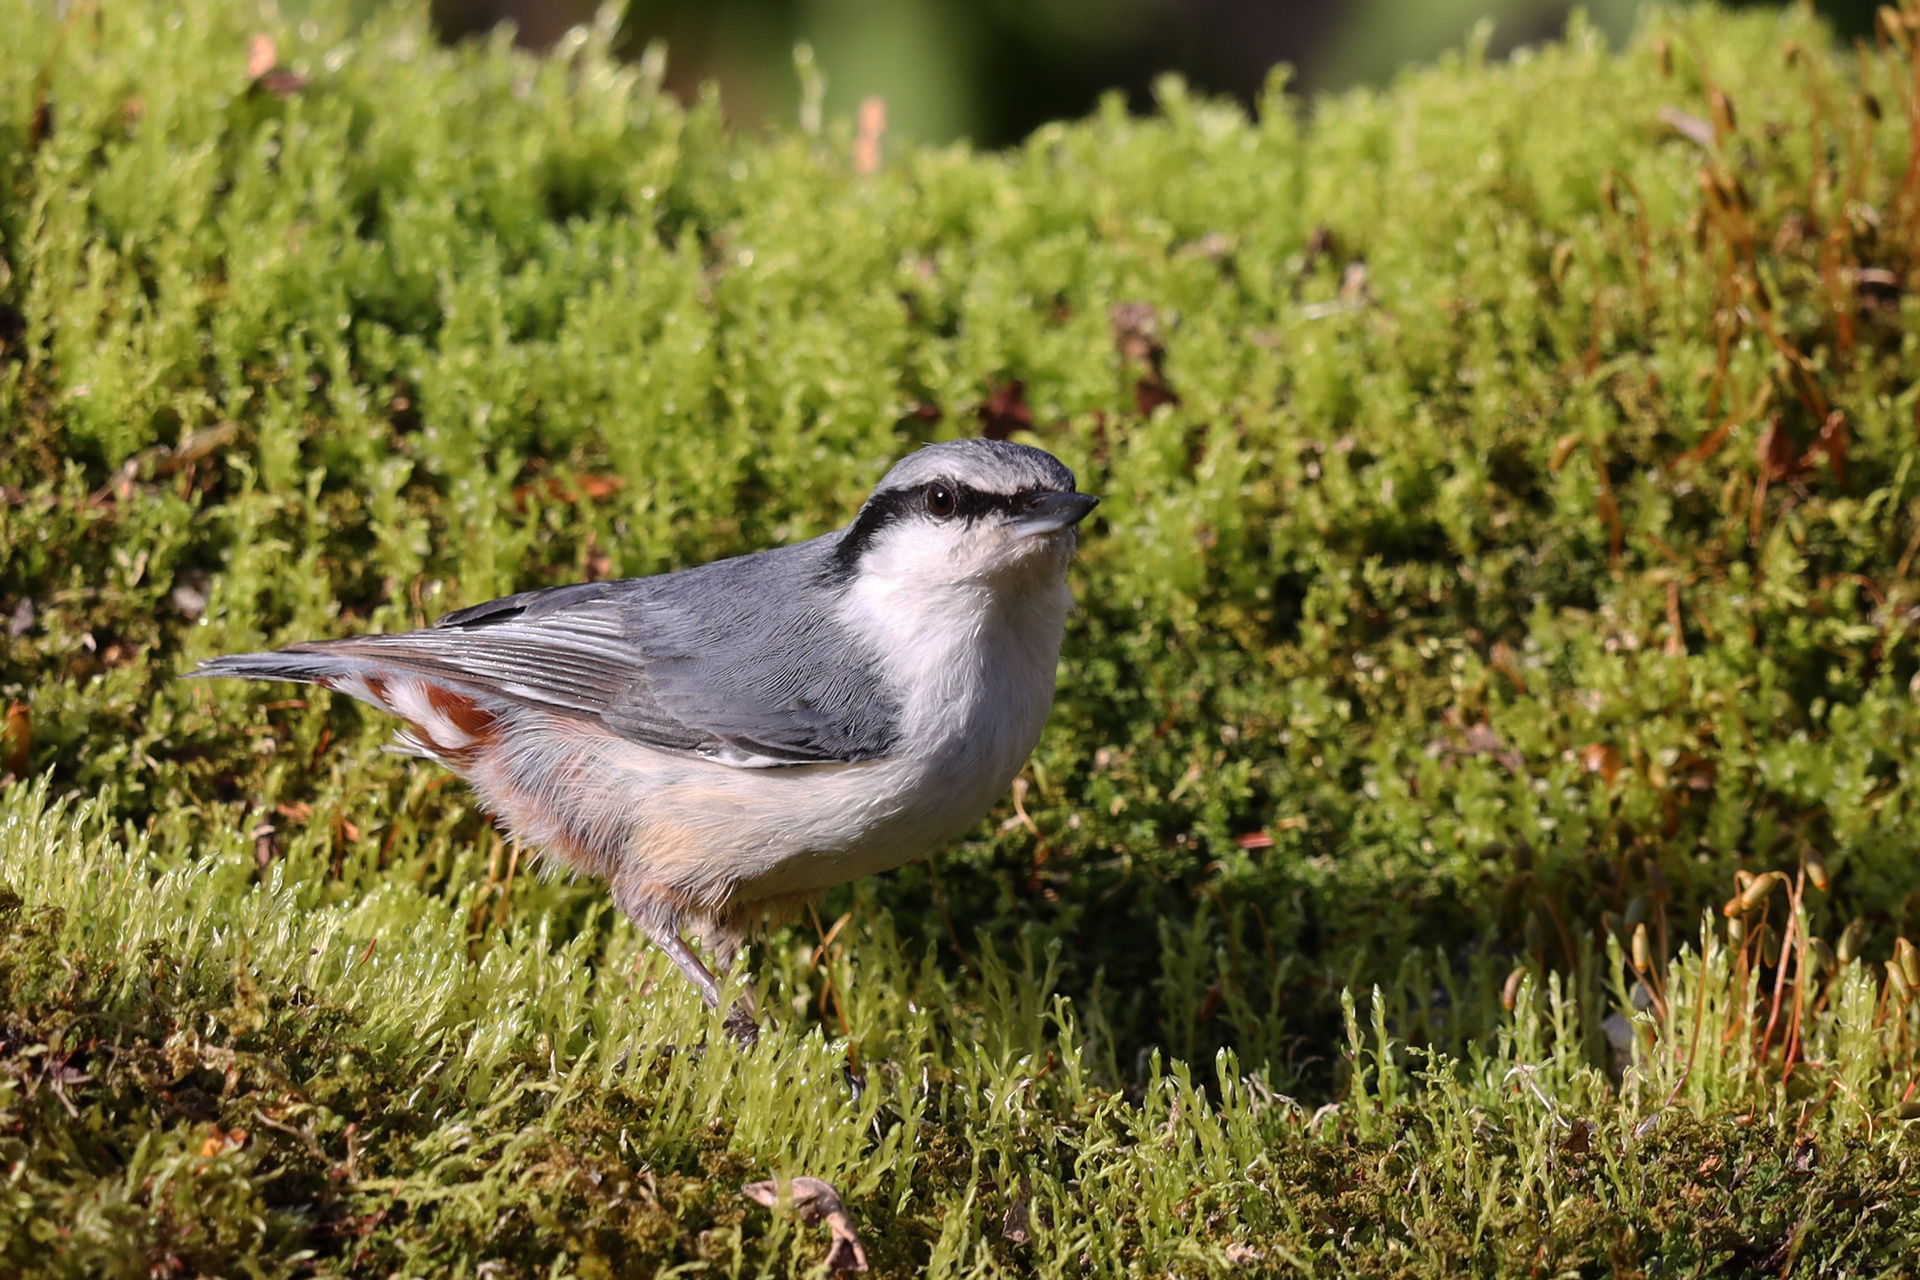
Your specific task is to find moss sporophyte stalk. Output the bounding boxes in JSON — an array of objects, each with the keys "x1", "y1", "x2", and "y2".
[{"x1": 6, "y1": 0, "x2": 1920, "y2": 1273}]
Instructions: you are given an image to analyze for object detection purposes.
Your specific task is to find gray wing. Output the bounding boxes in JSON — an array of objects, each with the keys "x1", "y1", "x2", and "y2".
[{"x1": 229, "y1": 538, "x2": 902, "y2": 767}]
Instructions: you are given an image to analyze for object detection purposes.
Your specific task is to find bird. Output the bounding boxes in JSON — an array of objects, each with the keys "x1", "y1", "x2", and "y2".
[{"x1": 191, "y1": 439, "x2": 1098, "y2": 1030}]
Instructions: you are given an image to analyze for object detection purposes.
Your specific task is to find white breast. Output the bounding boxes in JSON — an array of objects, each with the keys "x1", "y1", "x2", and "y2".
[{"x1": 819, "y1": 523, "x2": 1075, "y2": 864}]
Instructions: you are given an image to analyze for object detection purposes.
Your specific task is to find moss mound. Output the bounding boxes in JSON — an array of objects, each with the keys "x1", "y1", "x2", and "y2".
[{"x1": 7, "y1": 0, "x2": 1920, "y2": 1272}]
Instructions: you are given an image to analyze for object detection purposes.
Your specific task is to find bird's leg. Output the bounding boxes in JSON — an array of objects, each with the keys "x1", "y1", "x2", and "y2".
[
  {"x1": 635, "y1": 916, "x2": 724, "y2": 1009},
  {"x1": 614, "y1": 879, "x2": 758, "y2": 1045}
]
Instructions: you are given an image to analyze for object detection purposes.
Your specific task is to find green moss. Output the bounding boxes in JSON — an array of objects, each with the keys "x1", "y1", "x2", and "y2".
[
  {"x1": 9, "y1": 0, "x2": 1920, "y2": 1271},
  {"x1": 6, "y1": 784, "x2": 1920, "y2": 1275}
]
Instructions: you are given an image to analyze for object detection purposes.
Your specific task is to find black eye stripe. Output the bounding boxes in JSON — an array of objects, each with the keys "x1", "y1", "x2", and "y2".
[
  {"x1": 879, "y1": 481, "x2": 1043, "y2": 522},
  {"x1": 829, "y1": 480, "x2": 1061, "y2": 575},
  {"x1": 939, "y1": 482, "x2": 1029, "y2": 520}
]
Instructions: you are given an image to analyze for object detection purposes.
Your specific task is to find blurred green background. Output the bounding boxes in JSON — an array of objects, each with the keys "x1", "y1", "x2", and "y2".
[{"x1": 432, "y1": 0, "x2": 1877, "y2": 146}]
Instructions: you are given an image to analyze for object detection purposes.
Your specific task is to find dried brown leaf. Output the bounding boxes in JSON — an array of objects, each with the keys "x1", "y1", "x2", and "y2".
[
  {"x1": 1488, "y1": 641, "x2": 1528, "y2": 694},
  {"x1": 978, "y1": 379, "x2": 1033, "y2": 441},
  {"x1": 743, "y1": 1176, "x2": 868, "y2": 1272},
  {"x1": 1549, "y1": 433, "x2": 1583, "y2": 472},
  {"x1": 1, "y1": 702, "x2": 29, "y2": 778},
  {"x1": 853, "y1": 97, "x2": 885, "y2": 175},
  {"x1": 1659, "y1": 106, "x2": 1715, "y2": 148},
  {"x1": 247, "y1": 34, "x2": 277, "y2": 80},
  {"x1": 1580, "y1": 743, "x2": 1622, "y2": 786}
]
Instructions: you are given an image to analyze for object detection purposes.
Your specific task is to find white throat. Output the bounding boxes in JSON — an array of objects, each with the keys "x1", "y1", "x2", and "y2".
[{"x1": 838, "y1": 521, "x2": 1077, "y2": 812}]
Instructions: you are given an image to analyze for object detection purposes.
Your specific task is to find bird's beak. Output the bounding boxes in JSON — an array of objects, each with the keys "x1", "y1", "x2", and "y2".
[{"x1": 1013, "y1": 491, "x2": 1100, "y2": 536}]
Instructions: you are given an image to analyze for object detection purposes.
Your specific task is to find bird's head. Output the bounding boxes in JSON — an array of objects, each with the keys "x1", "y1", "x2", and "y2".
[{"x1": 833, "y1": 439, "x2": 1097, "y2": 591}]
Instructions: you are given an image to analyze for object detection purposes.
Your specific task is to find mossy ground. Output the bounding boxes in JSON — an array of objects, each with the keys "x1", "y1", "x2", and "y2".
[{"x1": 7, "y1": 0, "x2": 1920, "y2": 1274}]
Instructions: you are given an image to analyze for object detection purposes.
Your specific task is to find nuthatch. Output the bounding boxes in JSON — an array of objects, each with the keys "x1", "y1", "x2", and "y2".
[{"x1": 194, "y1": 440, "x2": 1097, "y2": 1028}]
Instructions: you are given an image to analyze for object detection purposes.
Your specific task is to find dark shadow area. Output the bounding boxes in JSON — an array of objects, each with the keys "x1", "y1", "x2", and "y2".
[{"x1": 432, "y1": 0, "x2": 1881, "y2": 146}]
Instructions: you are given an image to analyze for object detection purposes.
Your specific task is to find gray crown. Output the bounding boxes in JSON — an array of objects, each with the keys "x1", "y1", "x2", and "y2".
[{"x1": 875, "y1": 439, "x2": 1077, "y2": 497}]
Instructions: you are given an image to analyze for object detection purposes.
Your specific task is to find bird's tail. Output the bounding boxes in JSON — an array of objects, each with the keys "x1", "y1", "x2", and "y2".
[
  {"x1": 188, "y1": 643, "x2": 416, "y2": 727},
  {"x1": 189, "y1": 642, "x2": 507, "y2": 765},
  {"x1": 187, "y1": 644, "x2": 361, "y2": 687}
]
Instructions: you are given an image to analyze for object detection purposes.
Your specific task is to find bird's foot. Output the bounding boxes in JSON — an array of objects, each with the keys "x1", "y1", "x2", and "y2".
[{"x1": 722, "y1": 1000, "x2": 760, "y2": 1047}]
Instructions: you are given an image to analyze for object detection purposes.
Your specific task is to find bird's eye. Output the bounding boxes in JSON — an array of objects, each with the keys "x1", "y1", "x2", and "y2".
[{"x1": 925, "y1": 483, "x2": 956, "y2": 518}]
